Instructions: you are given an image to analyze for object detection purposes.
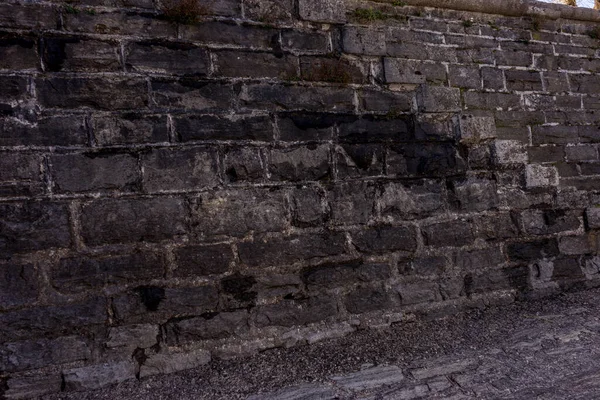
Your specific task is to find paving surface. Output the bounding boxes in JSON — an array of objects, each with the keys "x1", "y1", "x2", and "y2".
[{"x1": 46, "y1": 289, "x2": 600, "y2": 400}]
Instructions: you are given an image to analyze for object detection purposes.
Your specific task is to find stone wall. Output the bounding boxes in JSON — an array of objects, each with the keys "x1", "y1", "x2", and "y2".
[{"x1": 3, "y1": 0, "x2": 600, "y2": 397}]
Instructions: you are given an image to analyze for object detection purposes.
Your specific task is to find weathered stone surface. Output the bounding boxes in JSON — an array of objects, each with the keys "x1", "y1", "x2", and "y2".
[
  {"x1": 384, "y1": 58, "x2": 446, "y2": 84},
  {"x1": 165, "y1": 310, "x2": 249, "y2": 345},
  {"x1": 0, "y1": 336, "x2": 90, "y2": 372},
  {"x1": 50, "y1": 153, "x2": 140, "y2": 193},
  {"x1": 335, "y1": 144, "x2": 384, "y2": 178},
  {"x1": 247, "y1": 383, "x2": 335, "y2": 400},
  {"x1": 344, "y1": 286, "x2": 394, "y2": 314},
  {"x1": 507, "y1": 238, "x2": 560, "y2": 261},
  {"x1": 298, "y1": 0, "x2": 346, "y2": 23},
  {"x1": 126, "y1": 41, "x2": 209, "y2": 75},
  {"x1": 254, "y1": 295, "x2": 338, "y2": 327},
  {"x1": 291, "y1": 186, "x2": 327, "y2": 227},
  {"x1": 41, "y1": 38, "x2": 120, "y2": 72},
  {"x1": 52, "y1": 252, "x2": 164, "y2": 293},
  {"x1": 216, "y1": 51, "x2": 297, "y2": 79},
  {"x1": 586, "y1": 207, "x2": 600, "y2": 230},
  {"x1": 0, "y1": 201, "x2": 71, "y2": 254},
  {"x1": 151, "y1": 80, "x2": 236, "y2": 111},
  {"x1": 492, "y1": 140, "x2": 528, "y2": 164},
  {"x1": 174, "y1": 244, "x2": 233, "y2": 277},
  {"x1": 0, "y1": 114, "x2": 88, "y2": 147},
  {"x1": 175, "y1": 114, "x2": 273, "y2": 141},
  {"x1": 451, "y1": 179, "x2": 498, "y2": 212},
  {"x1": 142, "y1": 147, "x2": 219, "y2": 192},
  {"x1": 269, "y1": 145, "x2": 330, "y2": 182},
  {"x1": 0, "y1": 152, "x2": 44, "y2": 197},
  {"x1": 139, "y1": 349, "x2": 211, "y2": 378},
  {"x1": 455, "y1": 247, "x2": 506, "y2": 272},
  {"x1": 191, "y1": 189, "x2": 286, "y2": 238},
  {"x1": 106, "y1": 324, "x2": 159, "y2": 350},
  {"x1": 416, "y1": 86, "x2": 461, "y2": 112},
  {"x1": 331, "y1": 366, "x2": 404, "y2": 390},
  {"x1": 526, "y1": 164, "x2": 559, "y2": 188},
  {"x1": 302, "y1": 260, "x2": 390, "y2": 289},
  {"x1": 241, "y1": 84, "x2": 355, "y2": 112},
  {"x1": 63, "y1": 361, "x2": 136, "y2": 391},
  {"x1": 422, "y1": 220, "x2": 475, "y2": 247},
  {"x1": 352, "y1": 226, "x2": 418, "y2": 254},
  {"x1": 330, "y1": 181, "x2": 376, "y2": 225},
  {"x1": 81, "y1": 197, "x2": 186, "y2": 246},
  {"x1": 3, "y1": 374, "x2": 63, "y2": 399},
  {"x1": 238, "y1": 232, "x2": 347, "y2": 267},
  {"x1": 397, "y1": 282, "x2": 440, "y2": 305},
  {"x1": 0, "y1": 262, "x2": 38, "y2": 309},
  {"x1": 92, "y1": 114, "x2": 168, "y2": 145},
  {"x1": 380, "y1": 181, "x2": 446, "y2": 220},
  {"x1": 0, "y1": 34, "x2": 37, "y2": 70},
  {"x1": 224, "y1": 147, "x2": 264, "y2": 182}
]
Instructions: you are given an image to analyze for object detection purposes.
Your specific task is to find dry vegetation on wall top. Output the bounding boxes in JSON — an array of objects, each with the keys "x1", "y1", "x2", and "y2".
[{"x1": 5, "y1": 0, "x2": 600, "y2": 397}]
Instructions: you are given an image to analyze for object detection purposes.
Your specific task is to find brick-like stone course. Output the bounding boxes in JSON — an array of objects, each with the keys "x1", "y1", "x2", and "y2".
[{"x1": 3, "y1": 0, "x2": 600, "y2": 396}]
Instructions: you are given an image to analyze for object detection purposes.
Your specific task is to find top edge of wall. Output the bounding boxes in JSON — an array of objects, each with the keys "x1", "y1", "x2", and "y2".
[{"x1": 370, "y1": 0, "x2": 600, "y2": 23}]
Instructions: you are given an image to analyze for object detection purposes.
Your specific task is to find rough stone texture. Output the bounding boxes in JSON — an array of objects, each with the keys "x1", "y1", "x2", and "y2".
[{"x1": 4, "y1": 0, "x2": 600, "y2": 395}]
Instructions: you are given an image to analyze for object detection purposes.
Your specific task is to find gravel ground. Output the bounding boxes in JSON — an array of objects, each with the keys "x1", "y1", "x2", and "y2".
[{"x1": 44, "y1": 288, "x2": 600, "y2": 399}]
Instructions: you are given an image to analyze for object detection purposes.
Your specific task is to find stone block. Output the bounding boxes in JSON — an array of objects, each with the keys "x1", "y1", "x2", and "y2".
[
  {"x1": 329, "y1": 181, "x2": 376, "y2": 225},
  {"x1": 465, "y1": 267, "x2": 529, "y2": 295},
  {"x1": 237, "y1": 232, "x2": 347, "y2": 267},
  {"x1": 224, "y1": 147, "x2": 265, "y2": 182},
  {"x1": 451, "y1": 179, "x2": 498, "y2": 212},
  {"x1": 269, "y1": 145, "x2": 330, "y2": 182},
  {"x1": 139, "y1": 349, "x2": 211, "y2": 378},
  {"x1": 277, "y1": 112, "x2": 336, "y2": 142},
  {"x1": 41, "y1": 37, "x2": 121, "y2": 72},
  {"x1": 566, "y1": 145, "x2": 598, "y2": 161},
  {"x1": 126, "y1": 41, "x2": 209, "y2": 75},
  {"x1": 525, "y1": 164, "x2": 559, "y2": 188},
  {"x1": 254, "y1": 295, "x2": 338, "y2": 327},
  {"x1": 281, "y1": 29, "x2": 329, "y2": 52},
  {"x1": 63, "y1": 361, "x2": 136, "y2": 391},
  {"x1": 342, "y1": 26, "x2": 386, "y2": 56},
  {"x1": 0, "y1": 114, "x2": 88, "y2": 147},
  {"x1": 142, "y1": 147, "x2": 219, "y2": 192},
  {"x1": 174, "y1": 244, "x2": 233, "y2": 277},
  {"x1": 0, "y1": 336, "x2": 89, "y2": 373},
  {"x1": 391, "y1": 143, "x2": 465, "y2": 178},
  {"x1": 352, "y1": 226, "x2": 418, "y2": 254},
  {"x1": 80, "y1": 197, "x2": 187, "y2": 246},
  {"x1": 506, "y1": 238, "x2": 560, "y2": 261},
  {"x1": 586, "y1": 207, "x2": 600, "y2": 230},
  {"x1": 0, "y1": 201, "x2": 71, "y2": 254},
  {"x1": 165, "y1": 310, "x2": 249, "y2": 345},
  {"x1": 384, "y1": 58, "x2": 446, "y2": 84},
  {"x1": 298, "y1": 0, "x2": 346, "y2": 23},
  {"x1": 454, "y1": 247, "x2": 505, "y2": 272},
  {"x1": 64, "y1": 10, "x2": 176, "y2": 37},
  {"x1": 191, "y1": 189, "x2": 286, "y2": 238},
  {"x1": 291, "y1": 186, "x2": 327, "y2": 227},
  {"x1": 359, "y1": 89, "x2": 414, "y2": 113},
  {"x1": 464, "y1": 92, "x2": 521, "y2": 111},
  {"x1": 0, "y1": 3, "x2": 58, "y2": 30},
  {"x1": 302, "y1": 259, "x2": 390, "y2": 289},
  {"x1": 241, "y1": 84, "x2": 355, "y2": 112},
  {"x1": 416, "y1": 85, "x2": 461, "y2": 112},
  {"x1": 175, "y1": 115, "x2": 273, "y2": 141},
  {"x1": 0, "y1": 33, "x2": 38, "y2": 70},
  {"x1": 505, "y1": 70, "x2": 543, "y2": 91},
  {"x1": 50, "y1": 153, "x2": 140, "y2": 193},
  {"x1": 397, "y1": 282, "x2": 440, "y2": 305},
  {"x1": 216, "y1": 51, "x2": 297, "y2": 79},
  {"x1": 106, "y1": 324, "x2": 159, "y2": 350},
  {"x1": 552, "y1": 257, "x2": 585, "y2": 280},
  {"x1": 492, "y1": 140, "x2": 528, "y2": 165},
  {"x1": 93, "y1": 114, "x2": 168, "y2": 145},
  {"x1": 181, "y1": 21, "x2": 276, "y2": 49},
  {"x1": 245, "y1": 0, "x2": 294, "y2": 21},
  {"x1": 0, "y1": 76, "x2": 28, "y2": 104},
  {"x1": 559, "y1": 235, "x2": 594, "y2": 255},
  {"x1": 3, "y1": 374, "x2": 63, "y2": 399},
  {"x1": 422, "y1": 220, "x2": 475, "y2": 247},
  {"x1": 448, "y1": 64, "x2": 481, "y2": 89},
  {"x1": 344, "y1": 286, "x2": 394, "y2": 314},
  {"x1": 380, "y1": 181, "x2": 446, "y2": 221},
  {"x1": 300, "y1": 56, "x2": 367, "y2": 84},
  {"x1": 36, "y1": 78, "x2": 147, "y2": 110},
  {"x1": 335, "y1": 144, "x2": 384, "y2": 178},
  {"x1": 458, "y1": 114, "x2": 496, "y2": 143},
  {"x1": 520, "y1": 209, "x2": 581, "y2": 235},
  {"x1": 151, "y1": 79, "x2": 236, "y2": 112},
  {"x1": 0, "y1": 262, "x2": 38, "y2": 309},
  {"x1": 0, "y1": 153, "x2": 44, "y2": 197},
  {"x1": 52, "y1": 252, "x2": 164, "y2": 293},
  {"x1": 338, "y1": 115, "x2": 411, "y2": 143}
]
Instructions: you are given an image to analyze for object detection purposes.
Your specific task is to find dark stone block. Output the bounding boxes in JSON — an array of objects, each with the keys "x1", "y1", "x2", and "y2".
[
  {"x1": 241, "y1": 84, "x2": 355, "y2": 112},
  {"x1": 390, "y1": 143, "x2": 465, "y2": 178},
  {"x1": 404, "y1": 256, "x2": 447, "y2": 276},
  {"x1": 464, "y1": 267, "x2": 529, "y2": 296},
  {"x1": 174, "y1": 244, "x2": 233, "y2": 278},
  {"x1": 221, "y1": 274, "x2": 257, "y2": 303},
  {"x1": 277, "y1": 112, "x2": 337, "y2": 142},
  {"x1": 126, "y1": 41, "x2": 209, "y2": 75},
  {"x1": 329, "y1": 181, "x2": 376, "y2": 225},
  {"x1": 93, "y1": 114, "x2": 169, "y2": 145},
  {"x1": 344, "y1": 286, "x2": 394, "y2": 314},
  {"x1": 224, "y1": 147, "x2": 264, "y2": 182},
  {"x1": 352, "y1": 226, "x2": 418, "y2": 254},
  {"x1": 80, "y1": 197, "x2": 187, "y2": 246},
  {"x1": 269, "y1": 145, "x2": 330, "y2": 182},
  {"x1": 335, "y1": 144, "x2": 384, "y2": 178},
  {"x1": 0, "y1": 76, "x2": 28, "y2": 103},
  {"x1": 0, "y1": 262, "x2": 38, "y2": 309},
  {"x1": 358, "y1": 89, "x2": 413, "y2": 113},
  {"x1": 507, "y1": 238, "x2": 560, "y2": 261},
  {"x1": 142, "y1": 147, "x2": 219, "y2": 192},
  {"x1": 338, "y1": 115, "x2": 411, "y2": 143},
  {"x1": 36, "y1": 78, "x2": 147, "y2": 110},
  {"x1": 41, "y1": 37, "x2": 121, "y2": 72},
  {"x1": 165, "y1": 310, "x2": 249, "y2": 345},
  {"x1": 52, "y1": 252, "x2": 164, "y2": 294},
  {"x1": 0, "y1": 297, "x2": 106, "y2": 341},
  {"x1": 454, "y1": 247, "x2": 505, "y2": 272},
  {"x1": 175, "y1": 115, "x2": 273, "y2": 141},
  {"x1": 151, "y1": 79, "x2": 237, "y2": 111},
  {"x1": 238, "y1": 232, "x2": 347, "y2": 267},
  {"x1": 0, "y1": 201, "x2": 71, "y2": 254},
  {"x1": 215, "y1": 50, "x2": 297, "y2": 79},
  {"x1": 0, "y1": 114, "x2": 88, "y2": 146},
  {"x1": 379, "y1": 181, "x2": 446, "y2": 220},
  {"x1": 0, "y1": 3, "x2": 58, "y2": 30},
  {"x1": 552, "y1": 257, "x2": 584, "y2": 280},
  {"x1": 291, "y1": 186, "x2": 327, "y2": 227},
  {"x1": 0, "y1": 32, "x2": 37, "y2": 70},
  {"x1": 300, "y1": 56, "x2": 367, "y2": 84},
  {"x1": 302, "y1": 259, "x2": 391, "y2": 289},
  {"x1": 191, "y1": 189, "x2": 286, "y2": 238},
  {"x1": 181, "y1": 21, "x2": 277, "y2": 49},
  {"x1": 50, "y1": 153, "x2": 140, "y2": 193},
  {"x1": 63, "y1": 11, "x2": 176, "y2": 37},
  {"x1": 397, "y1": 282, "x2": 440, "y2": 305},
  {"x1": 0, "y1": 153, "x2": 44, "y2": 197},
  {"x1": 281, "y1": 29, "x2": 329, "y2": 52},
  {"x1": 254, "y1": 295, "x2": 338, "y2": 327},
  {"x1": 0, "y1": 336, "x2": 90, "y2": 373},
  {"x1": 422, "y1": 220, "x2": 475, "y2": 247},
  {"x1": 450, "y1": 179, "x2": 498, "y2": 212}
]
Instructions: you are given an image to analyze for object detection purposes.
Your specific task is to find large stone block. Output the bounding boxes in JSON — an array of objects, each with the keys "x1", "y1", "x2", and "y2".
[
  {"x1": 0, "y1": 201, "x2": 71, "y2": 254},
  {"x1": 352, "y1": 226, "x2": 418, "y2": 254},
  {"x1": 191, "y1": 189, "x2": 286, "y2": 238},
  {"x1": 80, "y1": 197, "x2": 187, "y2": 246},
  {"x1": 338, "y1": 115, "x2": 411, "y2": 143},
  {"x1": 335, "y1": 144, "x2": 384, "y2": 178},
  {"x1": 139, "y1": 349, "x2": 211, "y2": 378},
  {"x1": 181, "y1": 21, "x2": 277, "y2": 49},
  {"x1": 329, "y1": 181, "x2": 376, "y2": 225},
  {"x1": 125, "y1": 41, "x2": 209, "y2": 75},
  {"x1": 422, "y1": 220, "x2": 475, "y2": 247},
  {"x1": 269, "y1": 145, "x2": 330, "y2": 182},
  {"x1": 52, "y1": 252, "x2": 164, "y2": 293},
  {"x1": 1, "y1": 336, "x2": 90, "y2": 373},
  {"x1": 36, "y1": 78, "x2": 147, "y2": 110},
  {"x1": 241, "y1": 84, "x2": 355, "y2": 112},
  {"x1": 215, "y1": 50, "x2": 297, "y2": 79},
  {"x1": 0, "y1": 153, "x2": 44, "y2": 197},
  {"x1": 450, "y1": 179, "x2": 498, "y2": 212},
  {"x1": 344, "y1": 286, "x2": 394, "y2": 314},
  {"x1": 0, "y1": 262, "x2": 38, "y2": 309},
  {"x1": 175, "y1": 115, "x2": 273, "y2": 141},
  {"x1": 506, "y1": 238, "x2": 560, "y2": 261},
  {"x1": 41, "y1": 37, "x2": 121, "y2": 72},
  {"x1": 416, "y1": 86, "x2": 461, "y2": 113},
  {"x1": 254, "y1": 295, "x2": 338, "y2": 327},
  {"x1": 50, "y1": 153, "x2": 140, "y2": 193},
  {"x1": 0, "y1": 114, "x2": 88, "y2": 147},
  {"x1": 342, "y1": 26, "x2": 386, "y2": 56},
  {"x1": 237, "y1": 232, "x2": 347, "y2": 267},
  {"x1": 142, "y1": 147, "x2": 219, "y2": 192},
  {"x1": 298, "y1": 0, "x2": 346, "y2": 23},
  {"x1": 380, "y1": 181, "x2": 446, "y2": 220},
  {"x1": 291, "y1": 186, "x2": 327, "y2": 227},
  {"x1": 302, "y1": 259, "x2": 391, "y2": 289},
  {"x1": 224, "y1": 146, "x2": 265, "y2": 182},
  {"x1": 165, "y1": 310, "x2": 249, "y2": 345},
  {"x1": 174, "y1": 244, "x2": 233, "y2": 277},
  {"x1": 384, "y1": 58, "x2": 446, "y2": 84},
  {"x1": 63, "y1": 361, "x2": 136, "y2": 391},
  {"x1": 63, "y1": 11, "x2": 176, "y2": 37},
  {"x1": 151, "y1": 79, "x2": 236, "y2": 111},
  {"x1": 92, "y1": 114, "x2": 168, "y2": 145},
  {"x1": 525, "y1": 164, "x2": 559, "y2": 188},
  {"x1": 0, "y1": 33, "x2": 38, "y2": 70}
]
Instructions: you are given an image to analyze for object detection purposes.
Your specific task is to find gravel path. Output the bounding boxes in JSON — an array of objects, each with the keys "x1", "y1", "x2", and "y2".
[{"x1": 45, "y1": 288, "x2": 600, "y2": 399}]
